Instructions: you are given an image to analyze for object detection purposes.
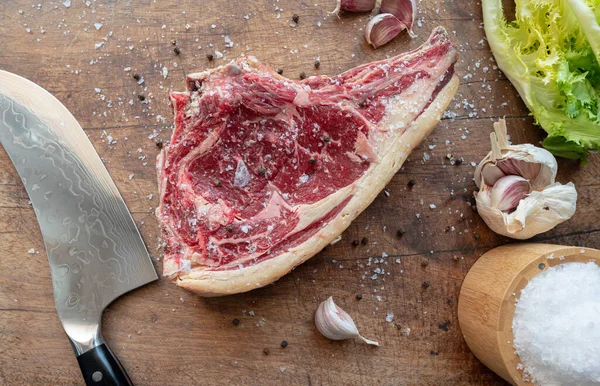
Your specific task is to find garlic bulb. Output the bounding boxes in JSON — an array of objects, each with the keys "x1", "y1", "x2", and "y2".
[
  {"x1": 474, "y1": 119, "x2": 577, "y2": 239},
  {"x1": 315, "y1": 296, "x2": 379, "y2": 346}
]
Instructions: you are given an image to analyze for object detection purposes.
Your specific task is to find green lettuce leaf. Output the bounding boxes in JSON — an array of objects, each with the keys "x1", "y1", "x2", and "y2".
[{"x1": 482, "y1": 0, "x2": 600, "y2": 162}]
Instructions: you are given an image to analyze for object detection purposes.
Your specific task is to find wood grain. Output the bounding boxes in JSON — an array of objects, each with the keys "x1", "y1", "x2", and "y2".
[{"x1": 0, "y1": 0, "x2": 598, "y2": 385}]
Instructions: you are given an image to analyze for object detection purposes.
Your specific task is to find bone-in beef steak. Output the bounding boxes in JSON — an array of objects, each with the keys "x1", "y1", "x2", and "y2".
[{"x1": 157, "y1": 27, "x2": 459, "y2": 296}]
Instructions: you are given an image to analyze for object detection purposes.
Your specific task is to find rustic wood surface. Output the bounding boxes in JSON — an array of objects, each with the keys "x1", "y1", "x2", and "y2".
[{"x1": 0, "y1": 0, "x2": 598, "y2": 385}]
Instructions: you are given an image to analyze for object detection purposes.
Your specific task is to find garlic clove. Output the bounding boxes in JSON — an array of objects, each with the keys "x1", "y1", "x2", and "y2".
[
  {"x1": 476, "y1": 183, "x2": 577, "y2": 240},
  {"x1": 379, "y1": 0, "x2": 417, "y2": 38},
  {"x1": 315, "y1": 296, "x2": 379, "y2": 346},
  {"x1": 365, "y1": 13, "x2": 406, "y2": 49},
  {"x1": 481, "y1": 164, "x2": 506, "y2": 186},
  {"x1": 496, "y1": 158, "x2": 541, "y2": 182},
  {"x1": 506, "y1": 183, "x2": 577, "y2": 237},
  {"x1": 331, "y1": 0, "x2": 377, "y2": 15},
  {"x1": 490, "y1": 175, "x2": 531, "y2": 212}
]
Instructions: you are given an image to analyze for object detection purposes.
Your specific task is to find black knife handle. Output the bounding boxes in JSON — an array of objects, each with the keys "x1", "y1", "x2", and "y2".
[{"x1": 76, "y1": 343, "x2": 134, "y2": 386}]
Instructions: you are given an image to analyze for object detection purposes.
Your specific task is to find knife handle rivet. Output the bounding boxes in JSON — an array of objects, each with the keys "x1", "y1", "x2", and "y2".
[{"x1": 92, "y1": 371, "x2": 103, "y2": 382}]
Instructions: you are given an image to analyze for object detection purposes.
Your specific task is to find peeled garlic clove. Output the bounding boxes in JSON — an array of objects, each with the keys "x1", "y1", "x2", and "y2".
[
  {"x1": 380, "y1": 0, "x2": 417, "y2": 38},
  {"x1": 315, "y1": 296, "x2": 379, "y2": 346},
  {"x1": 490, "y1": 175, "x2": 531, "y2": 212},
  {"x1": 476, "y1": 183, "x2": 577, "y2": 240},
  {"x1": 331, "y1": 0, "x2": 377, "y2": 15},
  {"x1": 365, "y1": 13, "x2": 406, "y2": 48}
]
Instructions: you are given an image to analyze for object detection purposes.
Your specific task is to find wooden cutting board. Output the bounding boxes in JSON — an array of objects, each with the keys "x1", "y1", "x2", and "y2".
[{"x1": 0, "y1": 1, "x2": 598, "y2": 385}]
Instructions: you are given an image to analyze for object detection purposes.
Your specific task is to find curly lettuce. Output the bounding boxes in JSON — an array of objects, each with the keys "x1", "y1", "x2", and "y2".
[{"x1": 482, "y1": 0, "x2": 600, "y2": 162}]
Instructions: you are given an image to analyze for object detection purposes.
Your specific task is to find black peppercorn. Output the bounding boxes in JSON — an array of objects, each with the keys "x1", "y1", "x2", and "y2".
[
  {"x1": 314, "y1": 59, "x2": 320, "y2": 69},
  {"x1": 292, "y1": 14, "x2": 299, "y2": 23},
  {"x1": 156, "y1": 141, "x2": 163, "y2": 149},
  {"x1": 361, "y1": 237, "x2": 368, "y2": 245},
  {"x1": 258, "y1": 167, "x2": 266, "y2": 175},
  {"x1": 352, "y1": 240, "x2": 359, "y2": 247},
  {"x1": 396, "y1": 229, "x2": 405, "y2": 238},
  {"x1": 174, "y1": 47, "x2": 181, "y2": 55},
  {"x1": 232, "y1": 318, "x2": 240, "y2": 326},
  {"x1": 215, "y1": 179, "x2": 222, "y2": 187},
  {"x1": 299, "y1": 71, "x2": 306, "y2": 80},
  {"x1": 206, "y1": 53, "x2": 214, "y2": 61},
  {"x1": 280, "y1": 340, "x2": 288, "y2": 348},
  {"x1": 356, "y1": 294, "x2": 363, "y2": 300},
  {"x1": 421, "y1": 259, "x2": 429, "y2": 267},
  {"x1": 277, "y1": 68, "x2": 284, "y2": 75},
  {"x1": 137, "y1": 94, "x2": 145, "y2": 101},
  {"x1": 423, "y1": 281, "x2": 430, "y2": 288},
  {"x1": 263, "y1": 348, "x2": 270, "y2": 355},
  {"x1": 407, "y1": 179, "x2": 416, "y2": 188},
  {"x1": 133, "y1": 73, "x2": 141, "y2": 81},
  {"x1": 308, "y1": 157, "x2": 317, "y2": 164},
  {"x1": 323, "y1": 135, "x2": 331, "y2": 143}
]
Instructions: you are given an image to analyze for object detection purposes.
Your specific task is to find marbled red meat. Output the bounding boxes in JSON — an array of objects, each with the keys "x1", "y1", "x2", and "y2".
[{"x1": 156, "y1": 27, "x2": 459, "y2": 295}]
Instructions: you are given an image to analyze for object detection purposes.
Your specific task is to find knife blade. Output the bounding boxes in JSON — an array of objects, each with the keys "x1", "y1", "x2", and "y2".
[{"x1": 0, "y1": 70, "x2": 157, "y2": 386}]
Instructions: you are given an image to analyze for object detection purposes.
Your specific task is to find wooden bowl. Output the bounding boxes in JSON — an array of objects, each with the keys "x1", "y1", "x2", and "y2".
[{"x1": 458, "y1": 243, "x2": 600, "y2": 385}]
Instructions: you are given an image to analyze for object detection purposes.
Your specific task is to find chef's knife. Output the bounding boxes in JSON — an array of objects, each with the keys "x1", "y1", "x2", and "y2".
[{"x1": 0, "y1": 70, "x2": 158, "y2": 385}]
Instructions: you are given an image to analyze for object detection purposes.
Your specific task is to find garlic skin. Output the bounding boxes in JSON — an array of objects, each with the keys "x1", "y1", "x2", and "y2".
[
  {"x1": 315, "y1": 297, "x2": 379, "y2": 346},
  {"x1": 365, "y1": 13, "x2": 406, "y2": 48},
  {"x1": 331, "y1": 0, "x2": 377, "y2": 15},
  {"x1": 379, "y1": 0, "x2": 417, "y2": 37},
  {"x1": 474, "y1": 119, "x2": 577, "y2": 239}
]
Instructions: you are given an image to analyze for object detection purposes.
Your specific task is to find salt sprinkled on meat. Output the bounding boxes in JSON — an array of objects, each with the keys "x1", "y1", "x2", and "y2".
[{"x1": 233, "y1": 159, "x2": 251, "y2": 188}]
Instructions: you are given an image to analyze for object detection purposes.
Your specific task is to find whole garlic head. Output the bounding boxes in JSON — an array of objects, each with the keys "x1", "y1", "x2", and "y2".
[{"x1": 474, "y1": 119, "x2": 577, "y2": 239}]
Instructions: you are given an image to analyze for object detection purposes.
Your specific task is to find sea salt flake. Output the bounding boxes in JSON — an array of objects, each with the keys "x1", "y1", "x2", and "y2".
[
  {"x1": 94, "y1": 23, "x2": 103, "y2": 30},
  {"x1": 233, "y1": 160, "x2": 251, "y2": 187},
  {"x1": 386, "y1": 312, "x2": 394, "y2": 322},
  {"x1": 63, "y1": 0, "x2": 71, "y2": 7}
]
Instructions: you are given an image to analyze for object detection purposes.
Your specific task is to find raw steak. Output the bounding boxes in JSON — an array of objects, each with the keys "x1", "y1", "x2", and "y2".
[{"x1": 157, "y1": 27, "x2": 458, "y2": 296}]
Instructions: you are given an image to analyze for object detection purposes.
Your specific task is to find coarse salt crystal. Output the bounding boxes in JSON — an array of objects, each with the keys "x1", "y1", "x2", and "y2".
[
  {"x1": 386, "y1": 312, "x2": 394, "y2": 322},
  {"x1": 233, "y1": 159, "x2": 251, "y2": 188}
]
